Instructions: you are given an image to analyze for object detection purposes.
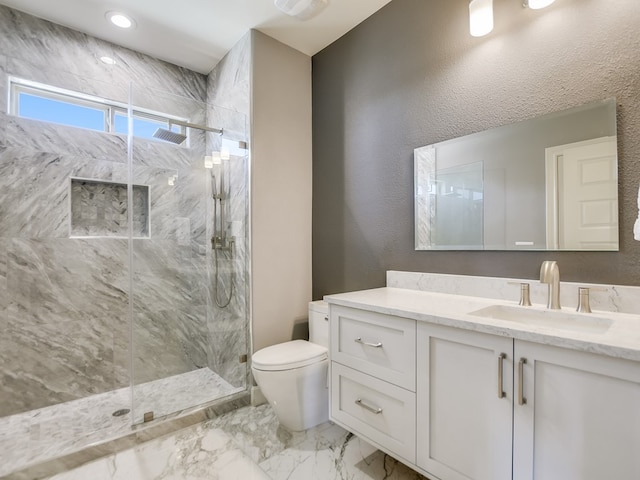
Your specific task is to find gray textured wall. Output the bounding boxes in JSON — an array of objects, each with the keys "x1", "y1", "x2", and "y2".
[{"x1": 312, "y1": 0, "x2": 640, "y2": 298}]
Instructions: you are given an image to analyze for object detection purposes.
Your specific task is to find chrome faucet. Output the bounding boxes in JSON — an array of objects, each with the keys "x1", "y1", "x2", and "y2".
[{"x1": 540, "y1": 261, "x2": 561, "y2": 309}]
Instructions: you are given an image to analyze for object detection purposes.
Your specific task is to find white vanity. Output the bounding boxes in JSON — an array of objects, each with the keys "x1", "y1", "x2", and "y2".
[{"x1": 325, "y1": 271, "x2": 640, "y2": 480}]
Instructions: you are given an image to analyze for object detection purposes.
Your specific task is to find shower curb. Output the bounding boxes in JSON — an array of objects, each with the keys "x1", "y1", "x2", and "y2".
[{"x1": 1, "y1": 392, "x2": 250, "y2": 480}]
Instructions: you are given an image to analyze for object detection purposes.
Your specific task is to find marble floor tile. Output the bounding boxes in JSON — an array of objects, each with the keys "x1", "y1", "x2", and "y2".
[
  {"x1": 208, "y1": 404, "x2": 430, "y2": 480},
  {"x1": 42, "y1": 403, "x2": 431, "y2": 480},
  {"x1": 46, "y1": 425, "x2": 268, "y2": 480}
]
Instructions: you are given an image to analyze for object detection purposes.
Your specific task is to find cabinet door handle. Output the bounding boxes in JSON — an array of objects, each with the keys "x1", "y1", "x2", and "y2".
[
  {"x1": 518, "y1": 357, "x2": 527, "y2": 406},
  {"x1": 498, "y1": 353, "x2": 506, "y2": 399},
  {"x1": 355, "y1": 398, "x2": 383, "y2": 414},
  {"x1": 354, "y1": 337, "x2": 383, "y2": 348},
  {"x1": 324, "y1": 316, "x2": 329, "y2": 321}
]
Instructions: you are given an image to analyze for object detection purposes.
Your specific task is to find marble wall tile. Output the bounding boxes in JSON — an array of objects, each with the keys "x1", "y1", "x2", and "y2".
[
  {"x1": 387, "y1": 270, "x2": 640, "y2": 315},
  {"x1": 205, "y1": 39, "x2": 250, "y2": 359},
  {"x1": 115, "y1": 48, "x2": 207, "y2": 103},
  {"x1": 0, "y1": 146, "x2": 130, "y2": 239},
  {"x1": 0, "y1": 237, "x2": 8, "y2": 318},
  {"x1": 0, "y1": 238, "x2": 129, "y2": 416},
  {"x1": 0, "y1": 5, "x2": 207, "y2": 103},
  {"x1": 207, "y1": 32, "x2": 251, "y2": 116},
  {"x1": 0, "y1": 54, "x2": 7, "y2": 121},
  {"x1": 5, "y1": 115, "x2": 128, "y2": 164},
  {"x1": 7, "y1": 56, "x2": 130, "y2": 107},
  {"x1": 131, "y1": 239, "x2": 210, "y2": 385},
  {"x1": 206, "y1": 328, "x2": 249, "y2": 389},
  {"x1": 132, "y1": 309, "x2": 208, "y2": 385}
]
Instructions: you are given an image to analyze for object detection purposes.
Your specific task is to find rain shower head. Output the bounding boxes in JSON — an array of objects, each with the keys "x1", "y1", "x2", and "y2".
[{"x1": 152, "y1": 128, "x2": 187, "y2": 145}]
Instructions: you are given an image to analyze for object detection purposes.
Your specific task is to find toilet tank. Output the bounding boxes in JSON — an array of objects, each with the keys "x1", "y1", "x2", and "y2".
[{"x1": 308, "y1": 300, "x2": 329, "y2": 348}]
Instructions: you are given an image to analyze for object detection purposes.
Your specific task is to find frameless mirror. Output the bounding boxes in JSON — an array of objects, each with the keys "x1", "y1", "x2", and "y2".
[{"x1": 414, "y1": 98, "x2": 618, "y2": 251}]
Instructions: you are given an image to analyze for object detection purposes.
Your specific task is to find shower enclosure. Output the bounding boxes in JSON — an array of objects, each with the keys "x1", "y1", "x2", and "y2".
[{"x1": 0, "y1": 69, "x2": 250, "y2": 474}]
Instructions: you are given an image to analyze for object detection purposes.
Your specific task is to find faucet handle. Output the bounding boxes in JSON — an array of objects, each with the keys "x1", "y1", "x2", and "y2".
[
  {"x1": 576, "y1": 287, "x2": 592, "y2": 313},
  {"x1": 508, "y1": 281, "x2": 532, "y2": 306},
  {"x1": 518, "y1": 283, "x2": 532, "y2": 307}
]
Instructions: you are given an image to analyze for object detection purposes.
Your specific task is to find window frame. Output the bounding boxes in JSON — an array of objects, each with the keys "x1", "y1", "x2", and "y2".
[{"x1": 8, "y1": 77, "x2": 189, "y2": 143}]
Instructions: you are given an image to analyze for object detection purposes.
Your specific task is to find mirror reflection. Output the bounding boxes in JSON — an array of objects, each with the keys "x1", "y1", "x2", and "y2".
[{"x1": 414, "y1": 98, "x2": 618, "y2": 251}]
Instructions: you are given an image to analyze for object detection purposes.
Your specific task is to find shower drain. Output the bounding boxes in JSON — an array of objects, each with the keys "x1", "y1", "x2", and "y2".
[{"x1": 112, "y1": 408, "x2": 130, "y2": 417}]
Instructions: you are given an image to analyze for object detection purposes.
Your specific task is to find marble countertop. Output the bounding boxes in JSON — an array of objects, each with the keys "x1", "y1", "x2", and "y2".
[{"x1": 324, "y1": 287, "x2": 640, "y2": 362}]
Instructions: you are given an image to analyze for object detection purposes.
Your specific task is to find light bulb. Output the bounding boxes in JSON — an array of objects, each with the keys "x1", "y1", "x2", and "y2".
[
  {"x1": 469, "y1": 0, "x2": 494, "y2": 37},
  {"x1": 106, "y1": 11, "x2": 136, "y2": 29},
  {"x1": 204, "y1": 156, "x2": 214, "y2": 169},
  {"x1": 526, "y1": 0, "x2": 556, "y2": 9}
]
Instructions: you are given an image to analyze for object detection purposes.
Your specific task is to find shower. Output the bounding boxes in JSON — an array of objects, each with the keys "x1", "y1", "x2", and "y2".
[
  {"x1": 154, "y1": 118, "x2": 237, "y2": 308},
  {"x1": 152, "y1": 119, "x2": 223, "y2": 145},
  {"x1": 0, "y1": 9, "x2": 252, "y2": 475}
]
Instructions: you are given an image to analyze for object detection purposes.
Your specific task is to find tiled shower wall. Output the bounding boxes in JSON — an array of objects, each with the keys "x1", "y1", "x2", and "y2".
[
  {"x1": 0, "y1": 5, "x2": 250, "y2": 418},
  {"x1": 206, "y1": 32, "x2": 252, "y2": 388}
]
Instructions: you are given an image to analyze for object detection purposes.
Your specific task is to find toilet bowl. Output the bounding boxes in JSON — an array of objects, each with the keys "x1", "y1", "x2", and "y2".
[{"x1": 251, "y1": 301, "x2": 329, "y2": 431}]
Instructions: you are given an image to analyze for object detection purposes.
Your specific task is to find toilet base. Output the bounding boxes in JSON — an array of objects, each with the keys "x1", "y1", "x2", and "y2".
[{"x1": 252, "y1": 359, "x2": 329, "y2": 431}]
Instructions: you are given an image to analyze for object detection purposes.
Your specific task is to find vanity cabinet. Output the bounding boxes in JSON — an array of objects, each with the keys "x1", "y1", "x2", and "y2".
[
  {"x1": 330, "y1": 305, "x2": 417, "y2": 463},
  {"x1": 329, "y1": 303, "x2": 640, "y2": 480},
  {"x1": 513, "y1": 340, "x2": 640, "y2": 480},
  {"x1": 416, "y1": 323, "x2": 513, "y2": 480}
]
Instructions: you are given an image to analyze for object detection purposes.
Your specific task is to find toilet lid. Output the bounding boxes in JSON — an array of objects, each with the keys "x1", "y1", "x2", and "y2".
[{"x1": 252, "y1": 340, "x2": 328, "y2": 371}]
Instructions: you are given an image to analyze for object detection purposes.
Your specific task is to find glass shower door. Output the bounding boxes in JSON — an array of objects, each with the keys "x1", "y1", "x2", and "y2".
[{"x1": 128, "y1": 84, "x2": 249, "y2": 424}]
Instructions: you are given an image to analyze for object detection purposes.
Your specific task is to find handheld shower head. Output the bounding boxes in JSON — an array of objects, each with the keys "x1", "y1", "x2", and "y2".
[{"x1": 211, "y1": 173, "x2": 218, "y2": 199}]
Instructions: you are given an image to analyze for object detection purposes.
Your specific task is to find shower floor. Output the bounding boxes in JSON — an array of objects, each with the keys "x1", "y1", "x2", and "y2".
[{"x1": 0, "y1": 368, "x2": 243, "y2": 477}]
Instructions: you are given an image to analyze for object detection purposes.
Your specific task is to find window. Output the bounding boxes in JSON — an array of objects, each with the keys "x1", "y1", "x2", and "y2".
[{"x1": 9, "y1": 77, "x2": 187, "y2": 144}]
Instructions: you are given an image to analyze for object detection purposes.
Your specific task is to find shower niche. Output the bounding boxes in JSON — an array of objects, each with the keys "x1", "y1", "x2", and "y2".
[{"x1": 70, "y1": 178, "x2": 150, "y2": 238}]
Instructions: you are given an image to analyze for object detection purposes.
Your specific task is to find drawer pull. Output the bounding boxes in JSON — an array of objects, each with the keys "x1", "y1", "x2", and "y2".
[
  {"x1": 518, "y1": 358, "x2": 527, "y2": 406},
  {"x1": 324, "y1": 316, "x2": 329, "y2": 321},
  {"x1": 355, "y1": 398, "x2": 383, "y2": 414},
  {"x1": 354, "y1": 337, "x2": 383, "y2": 348},
  {"x1": 498, "y1": 353, "x2": 506, "y2": 399}
]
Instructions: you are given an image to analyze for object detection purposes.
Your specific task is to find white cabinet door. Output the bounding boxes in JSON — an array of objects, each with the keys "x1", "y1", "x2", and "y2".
[
  {"x1": 513, "y1": 340, "x2": 640, "y2": 480},
  {"x1": 416, "y1": 323, "x2": 513, "y2": 480}
]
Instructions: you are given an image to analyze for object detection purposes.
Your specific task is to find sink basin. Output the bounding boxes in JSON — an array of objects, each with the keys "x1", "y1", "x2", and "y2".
[{"x1": 469, "y1": 304, "x2": 612, "y2": 334}]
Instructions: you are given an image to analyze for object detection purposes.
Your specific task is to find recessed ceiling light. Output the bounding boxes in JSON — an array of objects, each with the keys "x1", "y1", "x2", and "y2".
[
  {"x1": 106, "y1": 11, "x2": 135, "y2": 29},
  {"x1": 100, "y1": 56, "x2": 116, "y2": 65}
]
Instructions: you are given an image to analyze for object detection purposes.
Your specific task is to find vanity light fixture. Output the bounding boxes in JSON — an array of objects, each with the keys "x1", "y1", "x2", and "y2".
[
  {"x1": 524, "y1": 0, "x2": 556, "y2": 9},
  {"x1": 471, "y1": 0, "x2": 557, "y2": 37},
  {"x1": 469, "y1": 0, "x2": 494, "y2": 37},
  {"x1": 106, "y1": 11, "x2": 136, "y2": 29}
]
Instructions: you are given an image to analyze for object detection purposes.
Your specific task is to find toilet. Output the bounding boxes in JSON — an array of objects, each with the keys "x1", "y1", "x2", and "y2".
[{"x1": 251, "y1": 300, "x2": 329, "y2": 431}]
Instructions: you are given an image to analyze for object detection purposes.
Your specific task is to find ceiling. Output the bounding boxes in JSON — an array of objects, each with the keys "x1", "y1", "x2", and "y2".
[{"x1": 0, "y1": 0, "x2": 393, "y2": 74}]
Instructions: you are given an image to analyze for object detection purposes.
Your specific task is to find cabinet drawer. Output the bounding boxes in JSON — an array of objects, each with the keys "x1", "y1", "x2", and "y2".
[
  {"x1": 331, "y1": 362, "x2": 416, "y2": 463},
  {"x1": 330, "y1": 305, "x2": 416, "y2": 390}
]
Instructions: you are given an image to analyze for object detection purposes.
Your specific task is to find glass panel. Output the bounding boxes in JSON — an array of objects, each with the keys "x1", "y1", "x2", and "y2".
[
  {"x1": 0, "y1": 67, "x2": 132, "y2": 474},
  {"x1": 432, "y1": 162, "x2": 483, "y2": 249},
  {"x1": 17, "y1": 91, "x2": 106, "y2": 131},
  {"x1": 129, "y1": 84, "x2": 249, "y2": 425}
]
